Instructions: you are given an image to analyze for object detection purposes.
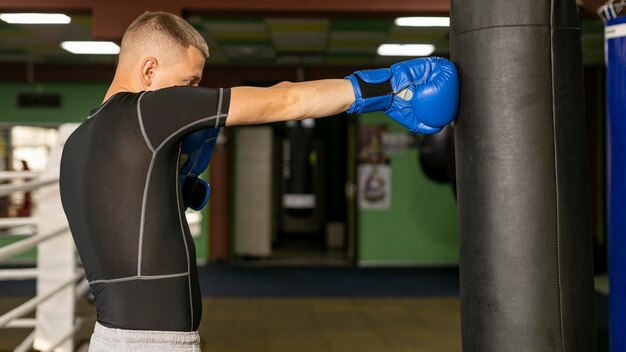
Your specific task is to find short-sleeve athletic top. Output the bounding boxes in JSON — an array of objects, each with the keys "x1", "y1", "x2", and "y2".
[{"x1": 59, "y1": 86, "x2": 230, "y2": 332}]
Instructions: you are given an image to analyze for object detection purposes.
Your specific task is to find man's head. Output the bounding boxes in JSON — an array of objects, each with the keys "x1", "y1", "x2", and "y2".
[{"x1": 117, "y1": 11, "x2": 209, "y2": 91}]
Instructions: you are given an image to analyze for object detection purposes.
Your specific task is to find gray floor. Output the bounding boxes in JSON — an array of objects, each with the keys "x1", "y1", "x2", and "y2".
[{"x1": 0, "y1": 296, "x2": 461, "y2": 352}]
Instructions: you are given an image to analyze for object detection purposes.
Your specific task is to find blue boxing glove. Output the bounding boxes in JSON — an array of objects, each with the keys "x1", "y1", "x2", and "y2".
[
  {"x1": 345, "y1": 57, "x2": 459, "y2": 134},
  {"x1": 179, "y1": 128, "x2": 220, "y2": 210},
  {"x1": 181, "y1": 176, "x2": 210, "y2": 211}
]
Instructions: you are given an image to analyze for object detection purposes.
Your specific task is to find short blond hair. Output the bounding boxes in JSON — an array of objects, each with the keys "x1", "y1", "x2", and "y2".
[{"x1": 121, "y1": 11, "x2": 209, "y2": 58}]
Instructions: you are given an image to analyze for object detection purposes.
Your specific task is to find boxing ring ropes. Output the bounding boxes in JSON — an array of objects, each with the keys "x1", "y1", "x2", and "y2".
[{"x1": 0, "y1": 124, "x2": 203, "y2": 352}]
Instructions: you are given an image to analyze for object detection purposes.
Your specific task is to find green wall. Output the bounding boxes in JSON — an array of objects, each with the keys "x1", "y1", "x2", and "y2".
[
  {"x1": 358, "y1": 112, "x2": 458, "y2": 265},
  {"x1": 0, "y1": 82, "x2": 109, "y2": 124},
  {"x1": 0, "y1": 81, "x2": 209, "y2": 263}
]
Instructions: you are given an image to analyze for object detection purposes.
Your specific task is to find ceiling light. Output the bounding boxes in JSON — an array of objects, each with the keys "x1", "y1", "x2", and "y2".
[
  {"x1": 61, "y1": 41, "x2": 120, "y2": 55},
  {"x1": 377, "y1": 44, "x2": 435, "y2": 57},
  {"x1": 395, "y1": 17, "x2": 450, "y2": 27},
  {"x1": 0, "y1": 13, "x2": 71, "y2": 24}
]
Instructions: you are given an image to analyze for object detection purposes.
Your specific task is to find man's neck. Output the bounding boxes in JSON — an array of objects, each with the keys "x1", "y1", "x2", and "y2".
[{"x1": 103, "y1": 76, "x2": 136, "y2": 104}]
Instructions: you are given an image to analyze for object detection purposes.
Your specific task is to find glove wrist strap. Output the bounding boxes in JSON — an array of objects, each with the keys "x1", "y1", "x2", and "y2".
[
  {"x1": 354, "y1": 74, "x2": 392, "y2": 99},
  {"x1": 346, "y1": 68, "x2": 394, "y2": 114}
]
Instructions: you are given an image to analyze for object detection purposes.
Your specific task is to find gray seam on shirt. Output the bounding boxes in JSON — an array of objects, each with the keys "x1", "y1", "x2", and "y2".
[
  {"x1": 137, "y1": 93, "x2": 156, "y2": 153},
  {"x1": 137, "y1": 152, "x2": 156, "y2": 276},
  {"x1": 215, "y1": 88, "x2": 223, "y2": 128},
  {"x1": 175, "y1": 144, "x2": 194, "y2": 330},
  {"x1": 89, "y1": 272, "x2": 189, "y2": 285}
]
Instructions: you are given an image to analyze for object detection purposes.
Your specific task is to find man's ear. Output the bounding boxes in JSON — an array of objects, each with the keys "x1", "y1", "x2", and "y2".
[{"x1": 140, "y1": 57, "x2": 158, "y2": 88}]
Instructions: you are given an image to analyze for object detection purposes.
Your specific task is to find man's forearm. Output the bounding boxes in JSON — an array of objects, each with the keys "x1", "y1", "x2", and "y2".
[
  {"x1": 282, "y1": 79, "x2": 355, "y2": 119},
  {"x1": 227, "y1": 79, "x2": 355, "y2": 126}
]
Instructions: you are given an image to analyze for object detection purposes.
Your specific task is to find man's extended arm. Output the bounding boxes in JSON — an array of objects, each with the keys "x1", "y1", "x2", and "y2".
[{"x1": 226, "y1": 57, "x2": 460, "y2": 135}]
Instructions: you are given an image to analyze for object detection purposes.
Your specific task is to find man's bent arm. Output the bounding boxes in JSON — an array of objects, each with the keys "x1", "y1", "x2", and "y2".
[{"x1": 226, "y1": 79, "x2": 355, "y2": 126}]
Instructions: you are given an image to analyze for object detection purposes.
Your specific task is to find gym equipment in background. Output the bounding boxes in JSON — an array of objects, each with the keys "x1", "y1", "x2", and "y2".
[
  {"x1": 278, "y1": 119, "x2": 326, "y2": 237},
  {"x1": 282, "y1": 119, "x2": 316, "y2": 217},
  {"x1": 418, "y1": 125, "x2": 456, "y2": 193}
]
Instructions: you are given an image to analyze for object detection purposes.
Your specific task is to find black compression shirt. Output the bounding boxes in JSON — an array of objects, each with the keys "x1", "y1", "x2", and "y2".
[{"x1": 59, "y1": 86, "x2": 230, "y2": 332}]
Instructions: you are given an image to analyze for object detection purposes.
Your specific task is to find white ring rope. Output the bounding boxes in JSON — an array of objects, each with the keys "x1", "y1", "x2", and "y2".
[
  {"x1": 0, "y1": 171, "x2": 41, "y2": 181},
  {"x1": 0, "y1": 178, "x2": 57, "y2": 197},
  {"x1": 6, "y1": 318, "x2": 36, "y2": 328},
  {"x1": 0, "y1": 227, "x2": 68, "y2": 262},
  {"x1": 0, "y1": 271, "x2": 84, "y2": 329},
  {"x1": 0, "y1": 269, "x2": 38, "y2": 280},
  {"x1": 0, "y1": 218, "x2": 38, "y2": 229}
]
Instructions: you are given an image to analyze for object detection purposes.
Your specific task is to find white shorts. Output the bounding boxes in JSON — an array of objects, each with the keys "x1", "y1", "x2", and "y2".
[{"x1": 88, "y1": 321, "x2": 201, "y2": 352}]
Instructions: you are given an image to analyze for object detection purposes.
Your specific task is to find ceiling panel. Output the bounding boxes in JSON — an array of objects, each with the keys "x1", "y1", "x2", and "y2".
[{"x1": 0, "y1": 13, "x2": 607, "y2": 67}]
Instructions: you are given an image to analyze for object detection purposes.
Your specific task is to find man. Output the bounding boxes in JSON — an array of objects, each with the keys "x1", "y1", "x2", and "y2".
[{"x1": 59, "y1": 11, "x2": 459, "y2": 352}]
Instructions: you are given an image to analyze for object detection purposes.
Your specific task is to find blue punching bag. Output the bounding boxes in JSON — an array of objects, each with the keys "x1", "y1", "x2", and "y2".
[{"x1": 605, "y1": 14, "x2": 626, "y2": 352}]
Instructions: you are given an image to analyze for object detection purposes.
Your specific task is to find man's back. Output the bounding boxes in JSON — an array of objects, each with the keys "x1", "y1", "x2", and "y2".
[{"x1": 60, "y1": 87, "x2": 228, "y2": 331}]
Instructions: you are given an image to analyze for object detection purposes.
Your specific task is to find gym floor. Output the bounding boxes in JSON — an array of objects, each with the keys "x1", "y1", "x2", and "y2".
[{"x1": 0, "y1": 264, "x2": 609, "y2": 352}]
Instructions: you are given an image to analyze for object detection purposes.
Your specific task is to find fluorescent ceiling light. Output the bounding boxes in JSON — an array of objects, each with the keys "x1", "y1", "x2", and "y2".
[
  {"x1": 0, "y1": 13, "x2": 71, "y2": 24},
  {"x1": 377, "y1": 44, "x2": 435, "y2": 57},
  {"x1": 395, "y1": 17, "x2": 450, "y2": 27},
  {"x1": 61, "y1": 41, "x2": 120, "y2": 55}
]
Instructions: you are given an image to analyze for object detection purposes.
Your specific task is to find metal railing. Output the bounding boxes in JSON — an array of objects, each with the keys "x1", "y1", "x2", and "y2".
[{"x1": 0, "y1": 124, "x2": 84, "y2": 352}]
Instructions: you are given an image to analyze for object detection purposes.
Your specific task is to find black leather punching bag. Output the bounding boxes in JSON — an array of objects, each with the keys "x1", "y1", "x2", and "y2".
[
  {"x1": 418, "y1": 125, "x2": 455, "y2": 185},
  {"x1": 449, "y1": 1, "x2": 596, "y2": 351}
]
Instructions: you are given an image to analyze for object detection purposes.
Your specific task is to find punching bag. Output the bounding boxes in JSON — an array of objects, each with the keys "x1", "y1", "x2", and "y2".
[
  {"x1": 450, "y1": 0, "x2": 596, "y2": 351},
  {"x1": 418, "y1": 125, "x2": 456, "y2": 185},
  {"x1": 282, "y1": 119, "x2": 317, "y2": 216},
  {"x1": 605, "y1": 14, "x2": 626, "y2": 352}
]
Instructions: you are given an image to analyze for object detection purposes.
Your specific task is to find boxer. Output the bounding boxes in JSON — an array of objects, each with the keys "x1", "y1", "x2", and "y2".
[{"x1": 59, "y1": 10, "x2": 459, "y2": 352}]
